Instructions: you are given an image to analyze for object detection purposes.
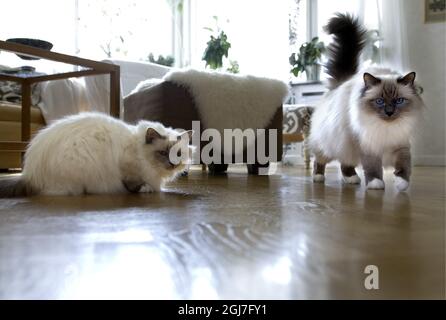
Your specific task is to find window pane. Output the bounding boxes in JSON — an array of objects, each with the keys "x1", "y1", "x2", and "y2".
[
  {"x1": 0, "y1": 0, "x2": 76, "y2": 54},
  {"x1": 0, "y1": 0, "x2": 76, "y2": 72},
  {"x1": 190, "y1": 0, "x2": 290, "y2": 80},
  {"x1": 317, "y1": 0, "x2": 362, "y2": 44},
  {"x1": 77, "y1": 0, "x2": 174, "y2": 61},
  {"x1": 316, "y1": 0, "x2": 381, "y2": 75}
]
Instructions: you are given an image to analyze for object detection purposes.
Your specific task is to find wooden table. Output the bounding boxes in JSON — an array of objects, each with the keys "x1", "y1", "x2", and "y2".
[{"x1": 0, "y1": 40, "x2": 120, "y2": 158}]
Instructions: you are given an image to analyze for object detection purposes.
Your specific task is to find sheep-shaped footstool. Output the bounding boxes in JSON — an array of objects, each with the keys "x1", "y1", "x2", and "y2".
[{"x1": 124, "y1": 69, "x2": 288, "y2": 175}]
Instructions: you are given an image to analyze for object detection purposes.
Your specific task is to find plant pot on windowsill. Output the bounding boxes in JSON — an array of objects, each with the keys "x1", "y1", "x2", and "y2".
[
  {"x1": 289, "y1": 37, "x2": 325, "y2": 83},
  {"x1": 305, "y1": 64, "x2": 321, "y2": 81}
]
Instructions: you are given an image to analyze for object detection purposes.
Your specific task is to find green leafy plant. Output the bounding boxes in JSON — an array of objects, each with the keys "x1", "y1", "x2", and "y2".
[
  {"x1": 226, "y1": 60, "x2": 239, "y2": 74},
  {"x1": 202, "y1": 30, "x2": 231, "y2": 70},
  {"x1": 202, "y1": 16, "x2": 235, "y2": 71},
  {"x1": 147, "y1": 53, "x2": 175, "y2": 67},
  {"x1": 289, "y1": 37, "x2": 325, "y2": 77}
]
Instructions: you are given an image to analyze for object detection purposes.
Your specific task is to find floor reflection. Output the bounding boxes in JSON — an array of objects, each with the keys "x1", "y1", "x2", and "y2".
[
  {"x1": 0, "y1": 166, "x2": 443, "y2": 299},
  {"x1": 62, "y1": 244, "x2": 177, "y2": 299}
]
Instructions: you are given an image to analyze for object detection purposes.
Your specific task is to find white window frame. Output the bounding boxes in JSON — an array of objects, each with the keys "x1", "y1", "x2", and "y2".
[{"x1": 307, "y1": 0, "x2": 318, "y2": 41}]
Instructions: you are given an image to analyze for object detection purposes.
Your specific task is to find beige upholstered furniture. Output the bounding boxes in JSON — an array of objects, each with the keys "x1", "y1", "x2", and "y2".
[{"x1": 0, "y1": 102, "x2": 45, "y2": 169}]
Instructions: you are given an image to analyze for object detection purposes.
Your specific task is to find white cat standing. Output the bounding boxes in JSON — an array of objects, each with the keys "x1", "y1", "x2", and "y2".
[
  {"x1": 0, "y1": 112, "x2": 193, "y2": 196},
  {"x1": 309, "y1": 14, "x2": 425, "y2": 191}
]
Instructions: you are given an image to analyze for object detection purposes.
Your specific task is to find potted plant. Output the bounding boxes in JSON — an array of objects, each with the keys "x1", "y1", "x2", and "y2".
[
  {"x1": 147, "y1": 53, "x2": 175, "y2": 67},
  {"x1": 289, "y1": 37, "x2": 325, "y2": 81}
]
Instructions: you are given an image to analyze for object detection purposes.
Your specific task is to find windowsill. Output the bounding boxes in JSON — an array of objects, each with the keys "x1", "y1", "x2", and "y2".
[{"x1": 289, "y1": 80, "x2": 326, "y2": 86}]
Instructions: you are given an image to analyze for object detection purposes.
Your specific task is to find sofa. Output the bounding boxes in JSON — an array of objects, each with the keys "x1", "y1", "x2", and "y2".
[{"x1": 0, "y1": 102, "x2": 45, "y2": 169}]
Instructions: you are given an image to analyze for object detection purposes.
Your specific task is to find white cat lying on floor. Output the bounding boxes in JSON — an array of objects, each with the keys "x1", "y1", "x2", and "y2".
[{"x1": 0, "y1": 112, "x2": 193, "y2": 196}]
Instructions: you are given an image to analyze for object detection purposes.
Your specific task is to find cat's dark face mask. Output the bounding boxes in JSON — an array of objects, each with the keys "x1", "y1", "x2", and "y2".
[
  {"x1": 146, "y1": 128, "x2": 192, "y2": 171},
  {"x1": 361, "y1": 72, "x2": 418, "y2": 121}
]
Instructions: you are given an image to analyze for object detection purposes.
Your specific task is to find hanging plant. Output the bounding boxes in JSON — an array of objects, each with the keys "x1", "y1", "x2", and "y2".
[{"x1": 202, "y1": 30, "x2": 231, "y2": 70}]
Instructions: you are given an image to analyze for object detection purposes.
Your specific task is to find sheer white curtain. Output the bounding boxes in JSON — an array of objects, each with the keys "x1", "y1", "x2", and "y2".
[
  {"x1": 315, "y1": 0, "x2": 409, "y2": 71},
  {"x1": 377, "y1": 0, "x2": 410, "y2": 72}
]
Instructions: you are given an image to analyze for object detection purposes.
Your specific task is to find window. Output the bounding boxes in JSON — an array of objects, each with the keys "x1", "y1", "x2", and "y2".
[
  {"x1": 295, "y1": 0, "x2": 382, "y2": 80},
  {"x1": 0, "y1": 0, "x2": 177, "y2": 65},
  {"x1": 0, "y1": 0, "x2": 76, "y2": 55},
  {"x1": 316, "y1": 0, "x2": 380, "y2": 45},
  {"x1": 1, "y1": 0, "x2": 381, "y2": 80},
  {"x1": 189, "y1": 0, "x2": 290, "y2": 80},
  {"x1": 0, "y1": 0, "x2": 76, "y2": 73},
  {"x1": 77, "y1": 0, "x2": 175, "y2": 62}
]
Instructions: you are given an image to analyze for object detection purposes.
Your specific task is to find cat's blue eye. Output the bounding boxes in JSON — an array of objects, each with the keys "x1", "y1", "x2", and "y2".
[
  {"x1": 395, "y1": 97, "x2": 406, "y2": 104},
  {"x1": 375, "y1": 98, "x2": 385, "y2": 106}
]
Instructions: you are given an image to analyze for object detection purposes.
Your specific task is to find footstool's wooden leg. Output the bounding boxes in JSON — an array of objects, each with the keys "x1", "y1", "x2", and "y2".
[
  {"x1": 247, "y1": 162, "x2": 270, "y2": 175},
  {"x1": 208, "y1": 163, "x2": 228, "y2": 174}
]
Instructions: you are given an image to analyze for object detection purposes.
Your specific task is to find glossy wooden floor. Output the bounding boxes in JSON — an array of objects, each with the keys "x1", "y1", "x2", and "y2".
[{"x1": 0, "y1": 165, "x2": 444, "y2": 299}]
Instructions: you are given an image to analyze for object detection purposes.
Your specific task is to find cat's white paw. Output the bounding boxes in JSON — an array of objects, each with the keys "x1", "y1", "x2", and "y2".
[
  {"x1": 313, "y1": 174, "x2": 325, "y2": 183},
  {"x1": 366, "y1": 178, "x2": 385, "y2": 190},
  {"x1": 395, "y1": 176, "x2": 409, "y2": 192},
  {"x1": 343, "y1": 175, "x2": 361, "y2": 184}
]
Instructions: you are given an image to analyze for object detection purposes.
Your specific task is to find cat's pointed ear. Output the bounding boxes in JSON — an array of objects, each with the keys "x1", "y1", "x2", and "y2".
[
  {"x1": 363, "y1": 73, "x2": 381, "y2": 87},
  {"x1": 146, "y1": 128, "x2": 163, "y2": 144},
  {"x1": 179, "y1": 130, "x2": 194, "y2": 141},
  {"x1": 397, "y1": 72, "x2": 416, "y2": 86}
]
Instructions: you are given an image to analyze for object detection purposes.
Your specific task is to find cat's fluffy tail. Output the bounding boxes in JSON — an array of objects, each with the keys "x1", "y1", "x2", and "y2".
[
  {"x1": 0, "y1": 176, "x2": 31, "y2": 197},
  {"x1": 324, "y1": 13, "x2": 366, "y2": 89}
]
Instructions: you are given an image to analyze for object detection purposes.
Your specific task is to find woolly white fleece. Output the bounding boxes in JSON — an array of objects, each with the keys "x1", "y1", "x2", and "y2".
[{"x1": 163, "y1": 69, "x2": 289, "y2": 132}]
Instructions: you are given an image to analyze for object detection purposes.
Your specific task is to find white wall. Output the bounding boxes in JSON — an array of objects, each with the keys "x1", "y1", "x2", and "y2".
[{"x1": 402, "y1": 0, "x2": 446, "y2": 166}]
